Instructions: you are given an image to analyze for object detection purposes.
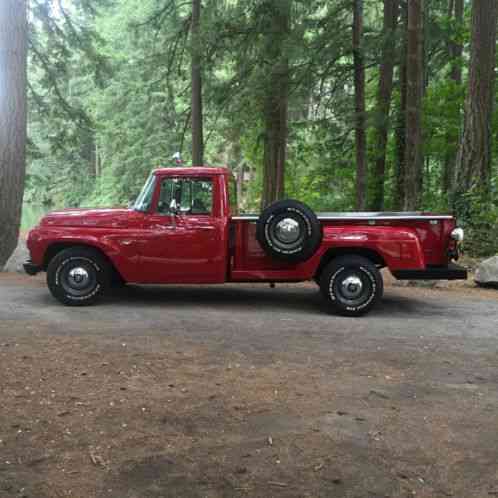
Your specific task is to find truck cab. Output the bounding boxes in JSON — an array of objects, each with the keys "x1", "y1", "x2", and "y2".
[{"x1": 25, "y1": 166, "x2": 467, "y2": 315}]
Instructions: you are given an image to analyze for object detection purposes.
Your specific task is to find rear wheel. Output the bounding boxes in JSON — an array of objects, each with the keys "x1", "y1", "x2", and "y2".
[
  {"x1": 47, "y1": 247, "x2": 110, "y2": 306},
  {"x1": 319, "y1": 255, "x2": 383, "y2": 316}
]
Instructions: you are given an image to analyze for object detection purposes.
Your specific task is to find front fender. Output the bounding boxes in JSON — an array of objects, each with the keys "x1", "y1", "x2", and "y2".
[{"x1": 28, "y1": 227, "x2": 142, "y2": 282}]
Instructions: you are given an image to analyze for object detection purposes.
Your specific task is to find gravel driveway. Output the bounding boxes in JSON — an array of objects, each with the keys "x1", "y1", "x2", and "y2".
[{"x1": 1, "y1": 273, "x2": 498, "y2": 498}]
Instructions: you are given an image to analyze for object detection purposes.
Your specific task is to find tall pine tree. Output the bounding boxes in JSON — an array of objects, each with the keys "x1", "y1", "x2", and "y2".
[{"x1": 0, "y1": 0, "x2": 28, "y2": 267}]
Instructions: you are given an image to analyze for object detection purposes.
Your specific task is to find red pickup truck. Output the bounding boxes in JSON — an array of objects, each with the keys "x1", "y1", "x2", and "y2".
[{"x1": 24, "y1": 166, "x2": 467, "y2": 316}]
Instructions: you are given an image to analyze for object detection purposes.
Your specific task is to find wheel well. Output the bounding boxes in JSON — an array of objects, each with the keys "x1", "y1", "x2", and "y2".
[
  {"x1": 43, "y1": 243, "x2": 124, "y2": 282},
  {"x1": 315, "y1": 248, "x2": 386, "y2": 280}
]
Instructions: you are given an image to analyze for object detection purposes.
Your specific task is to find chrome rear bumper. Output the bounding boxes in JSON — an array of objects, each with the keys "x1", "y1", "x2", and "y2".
[{"x1": 392, "y1": 263, "x2": 468, "y2": 281}]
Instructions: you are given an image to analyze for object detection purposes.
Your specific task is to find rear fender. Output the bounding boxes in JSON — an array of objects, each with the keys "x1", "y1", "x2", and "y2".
[{"x1": 316, "y1": 226, "x2": 425, "y2": 277}]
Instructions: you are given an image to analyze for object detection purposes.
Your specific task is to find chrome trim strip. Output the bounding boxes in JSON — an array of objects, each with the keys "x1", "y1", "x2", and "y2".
[
  {"x1": 316, "y1": 215, "x2": 453, "y2": 221},
  {"x1": 232, "y1": 215, "x2": 454, "y2": 221}
]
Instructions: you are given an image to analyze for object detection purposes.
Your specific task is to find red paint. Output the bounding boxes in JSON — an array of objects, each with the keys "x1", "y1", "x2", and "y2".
[{"x1": 26, "y1": 167, "x2": 457, "y2": 284}]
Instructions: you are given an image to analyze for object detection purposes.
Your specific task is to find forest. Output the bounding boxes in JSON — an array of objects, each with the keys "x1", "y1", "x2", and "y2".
[{"x1": 1, "y1": 0, "x2": 498, "y2": 267}]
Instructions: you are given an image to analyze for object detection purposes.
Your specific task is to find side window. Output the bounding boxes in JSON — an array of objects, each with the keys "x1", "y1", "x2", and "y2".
[
  {"x1": 156, "y1": 177, "x2": 213, "y2": 215},
  {"x1": 179, "y1": 181, "x2": 192, "y2": 212},
  {"x1": 157, "y1": 178, "x2": 175, "y2": 214},
  {"x1": 190, "y1": 179, "x2": 213, "y2": 215}
]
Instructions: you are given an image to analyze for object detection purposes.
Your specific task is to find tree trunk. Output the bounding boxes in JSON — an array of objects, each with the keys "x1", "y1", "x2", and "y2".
[
  {"x1": 261, "y1": 0, "x2": 290, "y2": 208},
  {"x1": 191, "y1": 0, "x2": 204, "y2": 166},
  {"x1": 449, "y1": 0, "x2": 463, "y2": 86},
  {"x1": 393, "y1": 1, "x2": 408, "y2": 210},
  {"x1": 442, "y1": 0, "x2": 463, "y2": 195},
  {"x1": 231, "y1": 132, "x2": 245, "y2": 209},
  {"x1": 0, "y1": 0, "x2": 28, "y2": 268},
  {"x1": 403, "y1": 0, "x2": 424, "y2": 210},
  {"x1": 95, "y1": 140, "x2": 100, "y2": 178},
  {"x1": 353, "y1": 0, "x2": 367, "y2": 210},
  {"x1": 454, "y1": 0, "x2": 497, "y2": 201},
  {"x1": 422, "y1": 0, "x2": 430, "y2": 93},
  {"x1": 370, "y1": 0, "x2": 399, "y2": 211}
]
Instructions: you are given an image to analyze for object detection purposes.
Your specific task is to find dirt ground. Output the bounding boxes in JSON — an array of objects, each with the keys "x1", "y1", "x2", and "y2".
[{"x1": 1, "y1": 272, "x2": 498, "y2": 498}]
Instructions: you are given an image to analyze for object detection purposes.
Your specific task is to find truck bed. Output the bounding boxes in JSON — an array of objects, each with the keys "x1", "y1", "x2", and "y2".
[{"x1": 230, "y1": 210, "x2": 456, "y2": 281}]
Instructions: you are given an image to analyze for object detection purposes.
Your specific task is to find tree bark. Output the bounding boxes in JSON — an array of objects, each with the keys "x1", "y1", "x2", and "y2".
[
  {"x1": 353, "y1": 0, "x2": 367, "y2": 210},
  {"x1": 0, "y1": 0, "x2": 28, "y2": 268},
  {"x1": 393, "y1": 1, "x2": 408, "y2": 210},
  {"x1": 454, "y1": 0, "x2": 497, "y2": 200},
  {"x1": 95, "y1": 140, "x2": 100, "y2": 178},
  {"x1": 370, "y1": 0, "x2": 399, "y2": 211},
  {"x1": 403, "y1": 0, "x2": 424, "y2": 210},
  {"x1": 442, "y1": 0, "x2": 463, "y2": 194},
  {"x1": 449, "y1": 0, "x2": 463, "y2": 86},
  {"x1": 261, "y1": 0, "x2": 290, "y2": 208},
  {"x1": 231, "y1": 130, "x2": 245, "y2": 209},
  {"x1": 191, "y1": 0, "x2": 204, "y2": 166}
]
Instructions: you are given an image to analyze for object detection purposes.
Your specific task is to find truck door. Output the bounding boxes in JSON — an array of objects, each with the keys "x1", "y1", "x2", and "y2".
[{"x1": 139, "y1": 176, "x2": 226, "y2": 283}]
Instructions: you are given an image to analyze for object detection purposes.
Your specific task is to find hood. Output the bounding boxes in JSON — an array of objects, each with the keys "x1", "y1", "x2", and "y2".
[{"x1": 40, "y1": 207, "x2": 132, "y2": 228}]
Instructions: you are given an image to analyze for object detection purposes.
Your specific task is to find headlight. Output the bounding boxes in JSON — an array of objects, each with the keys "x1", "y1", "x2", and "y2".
[{"x1": 451, "y1": 227, "x2": 464, "y2": 242}]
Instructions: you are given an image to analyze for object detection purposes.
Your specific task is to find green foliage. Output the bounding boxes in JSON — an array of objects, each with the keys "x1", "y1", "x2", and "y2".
[
  {"x1": 455, "y1": 190, "x2": 498, "y2": 257},
  {"x1": 25, "y1": 0, "x2": 498, "y2": 256}
]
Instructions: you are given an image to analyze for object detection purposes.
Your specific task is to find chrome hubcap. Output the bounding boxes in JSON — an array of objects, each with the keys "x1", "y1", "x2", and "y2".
[
  {"x1": 340, "y1": 275, "x2": 363, "y2": 299},
  {"x1": 67, "y1": 267, "x2": 90, "y2": 289},
  {"x1": 275, "y1": 218, "x2": 301, "y2": 244}
]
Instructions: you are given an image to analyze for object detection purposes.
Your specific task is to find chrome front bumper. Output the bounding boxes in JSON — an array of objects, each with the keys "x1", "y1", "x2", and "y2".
[{"x1": 23, "y1": 260, "x2": 42, "y2": 276}]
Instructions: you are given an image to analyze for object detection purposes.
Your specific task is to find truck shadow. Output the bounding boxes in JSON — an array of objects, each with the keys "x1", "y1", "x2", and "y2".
[
  {"x1": 101, "y1": 284, "x2": 441, "y2": 318},
  {"x1": 106, "y1": 284, "x2": 323, "y2": 315}
]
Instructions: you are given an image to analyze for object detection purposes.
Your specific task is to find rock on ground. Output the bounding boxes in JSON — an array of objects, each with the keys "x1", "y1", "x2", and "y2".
[
  {"x1": 2, "y1": 238, "x2": 28, "y2": 273},
  {"x1": 475, "y1": 256, "x2": 498, "y2": 286}
]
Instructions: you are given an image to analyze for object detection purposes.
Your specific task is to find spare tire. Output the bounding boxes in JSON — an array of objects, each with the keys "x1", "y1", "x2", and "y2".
[{"x1": 256, "y1": 199, "x2": 322, "y2": 263}]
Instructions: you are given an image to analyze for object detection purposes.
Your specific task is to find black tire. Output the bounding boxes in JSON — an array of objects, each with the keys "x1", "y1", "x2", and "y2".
[
  {"x1": 319, "y1": 255, "x2": 383, "y2": 316},
  {"x1": 256, "y1": 199, "x2": 322, "y2": 263},
  {"x1": 110, "y1": 270, "x2": 127, "y2": 288},
  {"x1": 47, "y1": 247, "x2": 110, "y2": 306}
]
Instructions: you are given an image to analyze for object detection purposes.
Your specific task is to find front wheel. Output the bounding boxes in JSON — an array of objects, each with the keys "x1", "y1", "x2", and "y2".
[
  {"x1": 319, "y1": 255, "x2": 383, "y2": 316},
  {"x1": 47, "y1": 247, "x2": 110, "y2": 306}
]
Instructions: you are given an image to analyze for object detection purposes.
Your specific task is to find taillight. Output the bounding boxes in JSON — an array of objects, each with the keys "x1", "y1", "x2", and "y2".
[{"x1": 450, "y1": 228, "x2": 464, "y2": 242}]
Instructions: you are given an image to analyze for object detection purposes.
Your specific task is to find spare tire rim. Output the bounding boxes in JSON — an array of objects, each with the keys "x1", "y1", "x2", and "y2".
[
  {"x1": 267, "y1": 212, "x2": 307, "y2": 253},
  {"x1": 275, "y1": 218, "x2": 301, "y2": 244}
]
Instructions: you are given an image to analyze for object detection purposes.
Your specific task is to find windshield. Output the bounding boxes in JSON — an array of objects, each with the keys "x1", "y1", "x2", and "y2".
[{"x1": 133, "y1": 174, "x2": 156, "y2": 212}]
